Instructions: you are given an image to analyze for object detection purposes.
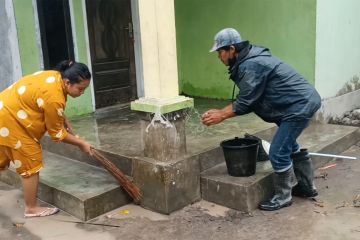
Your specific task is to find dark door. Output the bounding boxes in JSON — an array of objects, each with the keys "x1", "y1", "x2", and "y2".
[
  {"x1": 37, "y1": 0, "x2": 74, "y2": 69},
  {"x1": 86, "y1": 0, "x2": 137, "y2": 109}
]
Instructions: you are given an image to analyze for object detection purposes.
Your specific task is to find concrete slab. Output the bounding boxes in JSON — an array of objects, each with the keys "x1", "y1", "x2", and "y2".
[
  {"x1": 255, "y1": 123, "x2": 360, "y2": 168},
  {"x1": 41, "y1": 137, "x2": 133, "y2": 176},
  {"x1": 63, "y1": 99, "x2": 274, "y2": 158},
  {"x1": 0, "y1": 151, "x2": 131, "y2": 221},
  {"x1": 201, "y1": 123, "x2": 360, "y2": 212}
]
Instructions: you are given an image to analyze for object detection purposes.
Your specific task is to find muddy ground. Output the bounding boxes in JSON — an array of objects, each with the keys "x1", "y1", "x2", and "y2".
[{"x1": 1, "y1": 144, "x2": 359, "y2": 240}]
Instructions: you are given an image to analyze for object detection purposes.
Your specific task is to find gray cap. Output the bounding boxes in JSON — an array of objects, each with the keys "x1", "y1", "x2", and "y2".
[{"x1": 209, "y1": 28, "x2": 242, "y2": 52}]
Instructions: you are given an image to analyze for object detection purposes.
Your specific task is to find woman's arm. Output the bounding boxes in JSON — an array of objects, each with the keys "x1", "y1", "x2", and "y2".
[
  {"x1": 63, "y1": 114, "x2": 74, "y2": 135},
  {"x1": 61, "y1": 133, "x2": 93, "y2": 155}
]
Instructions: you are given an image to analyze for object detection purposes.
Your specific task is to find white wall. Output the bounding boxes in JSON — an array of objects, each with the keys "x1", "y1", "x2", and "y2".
[
  {"x1": 0, "y1": 0, "x2": 22, "y2": 91},
  {"x1": 315, "y1": 0, "x2": 360, "y2": 121},
  {"x1": 315, "y1": 0, "x2": 360, "y2": 99}
]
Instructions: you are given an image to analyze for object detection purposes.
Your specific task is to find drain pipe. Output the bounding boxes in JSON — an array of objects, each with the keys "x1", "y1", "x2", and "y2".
[{"x1": 308, "y1": 152, "x2": 357, "y2": 160}]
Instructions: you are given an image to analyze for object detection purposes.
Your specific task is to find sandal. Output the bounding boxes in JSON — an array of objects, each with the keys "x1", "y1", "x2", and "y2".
[{"x1": 24, "y1": 207, "x2": 59, "y2": 218}]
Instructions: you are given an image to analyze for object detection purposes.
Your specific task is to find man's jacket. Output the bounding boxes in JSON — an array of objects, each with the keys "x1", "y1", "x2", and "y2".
[{"x1": 230, "y1": 45, "x2": 321, "y2": 123}]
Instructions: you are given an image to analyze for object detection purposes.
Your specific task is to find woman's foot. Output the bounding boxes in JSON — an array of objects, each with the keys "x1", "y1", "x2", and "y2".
[{"x1": 24, "y1": 206, "x2": 59, "y2": 218}]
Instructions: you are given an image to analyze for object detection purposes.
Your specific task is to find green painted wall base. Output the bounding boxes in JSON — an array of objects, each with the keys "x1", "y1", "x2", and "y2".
[{"x1": 131, "y1": 96, "x2": 194, "y2": 114}]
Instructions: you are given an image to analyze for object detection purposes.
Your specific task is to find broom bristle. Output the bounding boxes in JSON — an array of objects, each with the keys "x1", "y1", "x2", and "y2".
[{"x1": 92, "y1": 149, "x2": 142, "y2": 202}]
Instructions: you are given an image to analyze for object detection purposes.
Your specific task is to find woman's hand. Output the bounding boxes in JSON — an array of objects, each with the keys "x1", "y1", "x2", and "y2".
[
  {"x1": 61, "y1": 133, "x2": 93, "y2": 156},
  {"x1": 79, "y1": 140, "x2": 93, "y2": 156}
]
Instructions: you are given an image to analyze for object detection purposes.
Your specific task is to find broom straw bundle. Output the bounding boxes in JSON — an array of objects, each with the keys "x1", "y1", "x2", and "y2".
[{"x1": 91, "y1": 148, "x2": 142, "y2": 202}]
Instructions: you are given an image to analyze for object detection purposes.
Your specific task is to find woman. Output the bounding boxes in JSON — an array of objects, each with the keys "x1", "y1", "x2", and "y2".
[{"x1": 0, "y1": 60, "x2": 93, "y2": 217}]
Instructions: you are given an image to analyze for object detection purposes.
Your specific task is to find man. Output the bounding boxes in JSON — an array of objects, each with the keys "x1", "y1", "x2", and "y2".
[{"x1": 202, "y1": 28, "x2": 321, "y2": 211}]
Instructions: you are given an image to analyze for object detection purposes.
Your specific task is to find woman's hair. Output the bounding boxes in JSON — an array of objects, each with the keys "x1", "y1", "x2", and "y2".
[{"x1": 55, "y1": 60, "x2": 92, "y2": 84}]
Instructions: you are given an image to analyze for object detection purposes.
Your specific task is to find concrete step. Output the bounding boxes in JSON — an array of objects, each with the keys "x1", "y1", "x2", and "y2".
[
  {"x1": 0, "y1": 151, "x2": 131, "y2": 221},
  {"x1": 200, "y1": 123, "x2": 360, "y2": 212},
  {"x1": 41, "y1": 135, "x2": 133, "y2": 177}
]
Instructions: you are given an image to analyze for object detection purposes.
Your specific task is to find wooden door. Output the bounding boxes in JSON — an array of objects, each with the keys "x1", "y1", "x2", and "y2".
[{"x1": 86, "y1": 0, "x2": 137, "y2": 108}]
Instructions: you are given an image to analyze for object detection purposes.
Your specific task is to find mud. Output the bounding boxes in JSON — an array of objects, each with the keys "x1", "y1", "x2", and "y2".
[{"x1": 1, "y1": 144, "x2": 360, "y2": 240}]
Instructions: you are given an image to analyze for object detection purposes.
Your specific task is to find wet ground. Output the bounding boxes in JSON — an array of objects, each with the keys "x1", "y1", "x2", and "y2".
[
  {"x1": 1, "y1": 142, "x2": 359, "y2": 240},
  {"x1": 1, "y1": 98, "x2": 359, "y2": 239},
  {"x1": 68, "y1": 98, "x2": 274, "y2": 156}
]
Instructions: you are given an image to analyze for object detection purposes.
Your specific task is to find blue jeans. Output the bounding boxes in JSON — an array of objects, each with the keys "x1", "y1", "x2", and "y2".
[{"x1": 269, "y1": 120, "x2": 310, "y2": 172}]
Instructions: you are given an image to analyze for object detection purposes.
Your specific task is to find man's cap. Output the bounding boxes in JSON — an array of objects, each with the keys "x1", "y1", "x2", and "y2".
[{"x1": 209, "y1": 28, "x2": 242, "y2": 52}]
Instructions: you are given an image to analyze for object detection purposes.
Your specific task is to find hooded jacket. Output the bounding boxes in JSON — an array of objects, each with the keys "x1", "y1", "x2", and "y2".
[{"x1": 230, "y1": 45, "x2": 321, "y2": 123}]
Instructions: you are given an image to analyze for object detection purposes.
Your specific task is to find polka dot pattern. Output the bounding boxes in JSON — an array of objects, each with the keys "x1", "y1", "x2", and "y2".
[
  {"x1": 56, "y1": 129, "x2": 63, "y2": 139},
  {"x1": 18, "y1": 86, "x2": 26, "y2": 95},
  {"x1": 0, "y1": 127, "x2": 9, "y2": 137},
  {"x1": 17, "y1": 110, "x2": 28, "y2": 119},
  {"x1": 57, "y1": 108, "x2": 64, "y2": 117},
  {"x1": 37, "y1": 98, "x2": 44, "y2": 108},
  {"x1": 46, "y1": 76, "x2": 56, "y2": 84},
  {"x1": 15, "y1": 140, "x2": 22, "y2": 149},
  {"x1": 12, "y1": 160, "x2": 22, "y2": 169}
]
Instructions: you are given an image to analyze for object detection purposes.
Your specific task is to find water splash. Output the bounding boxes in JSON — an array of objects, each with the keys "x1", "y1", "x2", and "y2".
[
  {"x1": 145, "y1": 108, "x2": 174, "y2": 133},
  {"x1": 184, "y1": 108, "x2": 209, "y2": 136}
]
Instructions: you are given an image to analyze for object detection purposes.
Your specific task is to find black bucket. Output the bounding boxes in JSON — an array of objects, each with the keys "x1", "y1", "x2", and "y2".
[{"x1": 220, "y1": 137, "x2": 260, "y2": 177}]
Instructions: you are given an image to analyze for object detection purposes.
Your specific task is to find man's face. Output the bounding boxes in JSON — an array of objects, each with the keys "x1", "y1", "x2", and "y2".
[{"x1": 217, "y1": 46, "x2": 236, "y2": 66}]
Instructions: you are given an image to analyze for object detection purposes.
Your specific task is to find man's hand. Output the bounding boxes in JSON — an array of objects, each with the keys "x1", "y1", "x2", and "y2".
[
  {"x1": 201, "y1": 104, "x2": 236, "y2": 126},
  {"x1": 201, "y1": 109, "x2": 226, "y2": 126}
]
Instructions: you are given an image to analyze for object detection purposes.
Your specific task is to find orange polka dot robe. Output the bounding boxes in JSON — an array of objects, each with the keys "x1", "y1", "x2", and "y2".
[{"x1": 0, "y1": 70, "x2": 69, "y2": 175}]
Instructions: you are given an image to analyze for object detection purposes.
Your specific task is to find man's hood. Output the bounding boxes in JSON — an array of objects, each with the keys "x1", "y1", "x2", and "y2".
[{"x1": 229, "y1": 45, "x2": 271, "y2": 80}]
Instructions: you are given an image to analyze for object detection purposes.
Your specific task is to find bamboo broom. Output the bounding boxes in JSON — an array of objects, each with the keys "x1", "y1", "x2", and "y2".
[{"x1": 91, "y1": 148, "x2": 142, "y2": 203}]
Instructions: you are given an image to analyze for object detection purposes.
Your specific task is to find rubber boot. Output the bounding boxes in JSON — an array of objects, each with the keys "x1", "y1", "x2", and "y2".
[
  {"x1": 259, "y1": 167, "x2": 297, "y2": 211},
  {"x1": 291, "y1": 149, "x2": 318, "y2": 197}
]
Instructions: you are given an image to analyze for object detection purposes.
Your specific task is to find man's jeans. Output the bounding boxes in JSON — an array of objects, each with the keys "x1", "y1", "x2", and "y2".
[{"x1": 269, "y1": 120, "x2": 311, "y2": 172}]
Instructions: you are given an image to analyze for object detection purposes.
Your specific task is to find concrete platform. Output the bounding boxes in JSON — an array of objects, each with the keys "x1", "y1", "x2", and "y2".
[
  {"x1": 201, "y1": 123, "x2": 360, "y2": 213},
  {"x1": 0, "y1": 151, "x2": 131, "y2": 221},
  {"x1": 2, "y1": 99, "x2": 359, "y2": 219}
]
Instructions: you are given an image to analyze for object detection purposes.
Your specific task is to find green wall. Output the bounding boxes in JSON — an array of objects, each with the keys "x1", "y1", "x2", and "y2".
[
  {"x1": 65, "y1": 0, "x2": 93, "y2": 117},
  {"x1": 13, "y1": 0, "x2": 93, "y2": 117},
  {"x1": 175, "y1": 0, "x2": 316, "y2": 99},
  {"x1": 13, "y1": 0, "x2": 41, "y2": 74}
]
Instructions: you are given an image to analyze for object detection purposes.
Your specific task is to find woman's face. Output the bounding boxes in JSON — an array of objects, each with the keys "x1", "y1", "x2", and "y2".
[{"x1": 64, "y1": 79, "x2": 90, "y2": 98}]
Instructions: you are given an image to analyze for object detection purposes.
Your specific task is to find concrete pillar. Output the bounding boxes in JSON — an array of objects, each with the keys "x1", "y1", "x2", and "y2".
[
  {"x1": 130, "y1": 0, "x2": 197, "y2": 213},
  {"x1": 136, "y1": 0, "x2": 179, "y2": 98},
  {"x1": 131, "y1": 0, "x2": 194, "y2": 161}
]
